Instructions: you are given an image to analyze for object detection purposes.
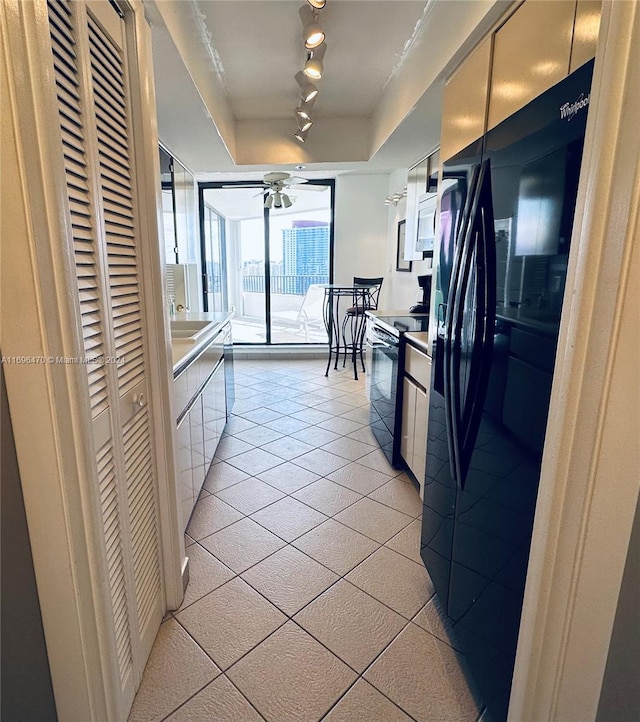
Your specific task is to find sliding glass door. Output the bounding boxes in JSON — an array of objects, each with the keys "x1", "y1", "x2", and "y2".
[
  {"x1": 200, "y1": 180, "x2": 334, "y2": 344},
  {"x1": 268, "y1": 189, "x2": 331, "y2": 344}
]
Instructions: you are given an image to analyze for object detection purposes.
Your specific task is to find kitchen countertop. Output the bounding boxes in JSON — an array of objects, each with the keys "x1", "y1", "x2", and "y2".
[
  {"x1": 404, "y1": 331, "x2": 430, "y2": 356},
  {"x1": 366, "y1": 309, "x2": 430, "y2": 337},
  {"x1": 171, "y1": 311, "x2": 233, "y2": 377},
  {"x1": 367, "y1": 309, "x2": 430, "y2": 319}
]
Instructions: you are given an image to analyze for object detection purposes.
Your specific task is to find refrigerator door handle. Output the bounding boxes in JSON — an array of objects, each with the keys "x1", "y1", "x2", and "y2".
[
  {"x1": 445, "y1": 160, "x2": 496, "y2": 490},
  {"x1": 443, "y1": 165, "x2": 481, "y2": 488}
]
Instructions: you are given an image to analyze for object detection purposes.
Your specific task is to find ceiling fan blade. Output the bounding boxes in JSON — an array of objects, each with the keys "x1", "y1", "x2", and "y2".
[
  {"x1": 295, "y1": 184, "x2": 329, "y2": 191},
  {"x1": 220, "y1": 182, "x2": 266, "y2": 189},
  {"x1": 283, "y1": 176, "x2": 308, "y2": 185}
]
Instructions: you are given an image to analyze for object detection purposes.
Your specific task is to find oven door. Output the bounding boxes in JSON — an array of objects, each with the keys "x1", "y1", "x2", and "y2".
[{"x1": 368, "y1": 325, "x2": 400, "y2": 465}]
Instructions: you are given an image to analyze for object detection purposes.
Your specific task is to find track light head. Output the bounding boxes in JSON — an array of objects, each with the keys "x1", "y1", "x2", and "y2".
[
  {"x1": 295, "y1": 71, "x2": 319, "y2": 103},
  {"x1": 294, "y1": 128, "x2": 309, "y2": 143},
  {"x1": 299, "y1": 5, "x2": 325, "y2": 49},
  {"x1": 306, "y1": 0, "x2": 326, "y2": 8},
  {"x1": 294, "y1": 96, "x2": 317, "y2": 122},
  {"x1": 297, "y1": 117, "x2": 313, "y2": 133},
  {"x1": 303, "y1": 42, "x2": 326, "y2": 80}
]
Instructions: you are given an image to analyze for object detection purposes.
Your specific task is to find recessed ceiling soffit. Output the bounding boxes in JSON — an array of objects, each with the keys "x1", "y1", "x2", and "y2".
[{"x1": 148, "y1": 0, "x2": 507, "y2": 169}]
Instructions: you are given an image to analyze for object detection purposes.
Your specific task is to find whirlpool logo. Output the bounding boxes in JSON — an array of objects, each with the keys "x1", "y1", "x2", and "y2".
[{"x1": 560, "y1": 93, "x2": 590, "y2": 120}]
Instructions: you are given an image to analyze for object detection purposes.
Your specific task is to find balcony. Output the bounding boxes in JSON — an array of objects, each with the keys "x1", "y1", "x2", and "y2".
[{"x1": 232, "y1": 274, "x2": 329, "y2": 344}]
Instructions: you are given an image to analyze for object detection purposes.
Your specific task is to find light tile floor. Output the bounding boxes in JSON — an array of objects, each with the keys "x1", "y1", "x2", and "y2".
[{"x1": 129, "y1": 358, "x2": 485, "y2": 722}]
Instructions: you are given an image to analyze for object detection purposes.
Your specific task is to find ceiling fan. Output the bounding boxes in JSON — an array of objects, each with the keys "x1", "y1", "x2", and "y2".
[{"x1": 222, "y1": 172, "x2": 326, "y2": 209}]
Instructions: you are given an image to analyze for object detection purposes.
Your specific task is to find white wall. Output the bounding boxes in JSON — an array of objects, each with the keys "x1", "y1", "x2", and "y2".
[
  {"x1": 333, "y1": 175, "x2": 389, "y2": 286},
  {"x1": 381, "y1": 168, "x2": 434, "y2": 311}
]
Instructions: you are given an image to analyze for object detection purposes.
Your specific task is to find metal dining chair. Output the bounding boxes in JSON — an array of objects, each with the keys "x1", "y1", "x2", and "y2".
[{"x1": 341, "y1": 276, "x2": 384, "y2": 372}]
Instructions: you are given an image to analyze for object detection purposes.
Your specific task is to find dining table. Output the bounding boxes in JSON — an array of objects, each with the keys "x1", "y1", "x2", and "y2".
[{"x1": 321, "y1": 283, "x2": 377, "y2": 380}]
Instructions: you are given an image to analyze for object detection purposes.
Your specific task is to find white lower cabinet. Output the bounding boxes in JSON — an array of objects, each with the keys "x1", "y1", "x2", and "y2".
[
  {"x1": 190, "y1": 396, "x2": 205, "y2": 505},
  {"x1": 202, "y1": 360, "x2": 226, "y2": 468},
  {"x1": 401, "y1": 346, "x2": 431, "y2": 497},
  {"x1": 174, "y1": 325, "x2": 229, "y2": 529},
  {"x1": 176, "y1": 410, "x2": 193, "y2": 529}
]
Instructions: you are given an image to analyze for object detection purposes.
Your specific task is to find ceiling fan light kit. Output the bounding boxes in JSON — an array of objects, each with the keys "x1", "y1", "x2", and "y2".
[
  {"x1": 244, "y1": 171, "x2": 315, "y2": 209},
  {"x1": 294, "y1": 3, "x2": 328, "y2": 143}
]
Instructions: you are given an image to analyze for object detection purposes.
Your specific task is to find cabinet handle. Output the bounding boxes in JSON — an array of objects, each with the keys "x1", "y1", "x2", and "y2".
[{"x1": 133, "y1": 392, "x2": 146, "y2": 410}]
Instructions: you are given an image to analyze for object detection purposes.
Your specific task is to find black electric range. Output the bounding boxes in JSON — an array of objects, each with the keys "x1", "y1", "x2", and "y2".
[
  {"x1": 366, "y1": 311, "x2": 430, "y2": 467},
  {"x1": 367, "y1": 312, "x2": 430, "y2": 338}
]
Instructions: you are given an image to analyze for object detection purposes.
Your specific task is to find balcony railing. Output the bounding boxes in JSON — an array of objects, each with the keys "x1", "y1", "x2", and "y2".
[{"x1": 242, "y1": 274, "x2": 328, "y2": 296}]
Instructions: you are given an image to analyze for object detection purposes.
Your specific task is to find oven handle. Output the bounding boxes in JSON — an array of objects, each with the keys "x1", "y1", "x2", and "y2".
[{"x1": 371, "y1": 327, "x2": 399, "y2": 348}]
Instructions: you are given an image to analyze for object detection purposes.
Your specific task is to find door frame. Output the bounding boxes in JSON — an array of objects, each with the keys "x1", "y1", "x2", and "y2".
[
  {"x1": 199, "y1": 179, "x2": 336, "y2": 344},
  {"x1": 1, "y1": 1, "x2": 183, "y2": 719},
  {"x1": 509, "y1": 1, "x2": 640, "y2": 719}
]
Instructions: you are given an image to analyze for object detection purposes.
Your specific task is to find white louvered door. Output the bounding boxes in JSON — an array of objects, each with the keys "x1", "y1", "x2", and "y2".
[{"x1": 47, "y1": 0, "x2": 163, "y2": 713}]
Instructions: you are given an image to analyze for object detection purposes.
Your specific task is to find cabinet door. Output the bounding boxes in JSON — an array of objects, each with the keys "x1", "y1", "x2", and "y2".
[
  {"x1": 202, "y1": 361, "x2": 224, "y2": 469},
  {"x1": 189, "y1": 397, "x2": 205, "y2": 505},
  {"x1": 441, "y1": 36, "x2": 492, "y2": 162},
  {"x1": 489, "y1": 0, "x2": 576, "y2": 130},
  {"x1": 176, "y1": 413, "x2": 193, "y2": 529},
  {"x1": 413, "y1": 383, "x2": 429, "y2": 497},
  {"x1": 214, "y1": 360, "x2": 228, "y2": 438},
  {"x1": 401, "y1": 377, "x2": 417, "y2": 469},
  {"x1": 570, "y1": 0, "x2": 601, "y2": 73}
]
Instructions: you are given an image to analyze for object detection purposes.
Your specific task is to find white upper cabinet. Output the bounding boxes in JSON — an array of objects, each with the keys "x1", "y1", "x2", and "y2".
[
  {"x1": 488, "y1": 0, "x2": 576, "y2": 130},
  {"x1": 570, "y1": 0, "x2": 602, "y2": 73},
  {"x1": 440, "y1": 35, "x2": 492, "y2": 162}
]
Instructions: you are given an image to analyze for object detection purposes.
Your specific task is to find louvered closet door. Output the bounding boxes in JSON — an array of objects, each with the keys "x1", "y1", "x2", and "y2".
[
  {"x1": 47, "y1": 0, "x2": 163, "y2": 712},
  {"x1": 87, "y1": 5, "x2": 163, "y2": 663}
]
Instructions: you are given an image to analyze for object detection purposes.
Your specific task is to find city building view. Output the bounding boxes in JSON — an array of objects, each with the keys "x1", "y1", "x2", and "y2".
[{"x1": 234, "y1": 213, "x2": 331, "y2": 344}]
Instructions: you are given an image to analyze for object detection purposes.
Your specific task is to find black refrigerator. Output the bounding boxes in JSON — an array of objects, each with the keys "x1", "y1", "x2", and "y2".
[{"x1": 420, "y1": 59, "x2": 594, "y2": 721}]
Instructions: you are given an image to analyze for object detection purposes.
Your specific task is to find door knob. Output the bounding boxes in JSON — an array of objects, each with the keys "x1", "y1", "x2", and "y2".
[{"x1": 133, "y1": 392, "x2": 146, "y2": 409}]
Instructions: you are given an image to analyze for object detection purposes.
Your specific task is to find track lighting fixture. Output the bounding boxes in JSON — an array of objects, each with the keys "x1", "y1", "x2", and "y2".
[
  {"x1": 294, "y1": 96, "x2": 317, "y2": 122},
  {"x1": 303, "y1": 42, "x2": 326, "y2": 80},
  {"x1": 293, "y1": 3, "x2": 327, "y2": 143},
  {"x1": 295, "y1": 107, "x2": 311, "y2": 123},
  {"x1": 384, "y1": 187, "x2": 408, "y2": 206},
  {"x1": 299, "y1": 4, "x2": 325, "y2": 49},
  {"x1": 295, "y1": 71, "x2": 319, "y2": 104}
]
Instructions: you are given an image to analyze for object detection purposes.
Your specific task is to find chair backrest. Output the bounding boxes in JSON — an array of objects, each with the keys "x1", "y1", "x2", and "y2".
[
  {"x1": 297, "y1": 284, "x2": 326, "y2": 323},
  {"x1": 353, "y1": 276, "x2": 383, "y2": 309}
]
